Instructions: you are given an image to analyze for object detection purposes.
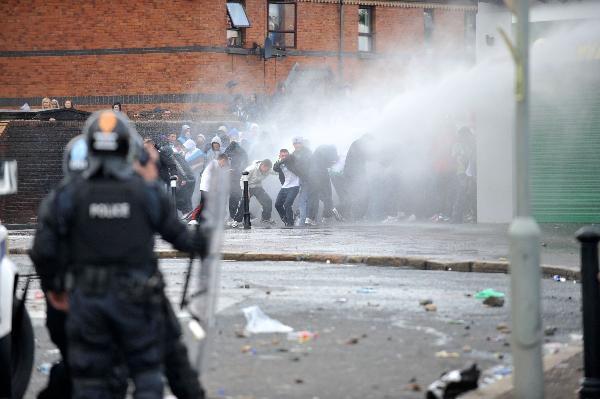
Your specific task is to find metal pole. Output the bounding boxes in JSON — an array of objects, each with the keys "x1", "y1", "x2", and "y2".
[
  {"x1": 170, "y1": 176, "x2": 178, "y2": 215},
  {"x1": 576, "y1": 226, "x2": 600, "y2": 399},
  {"x1": 338, "y1": 0, "x2": 344, "y2": 79},
  {"x1": 242, "y1": 171, "x2": 251, "y2": 229},
  {"x1": 507, "y1": 1, "x2": 544, "y2": 398}
]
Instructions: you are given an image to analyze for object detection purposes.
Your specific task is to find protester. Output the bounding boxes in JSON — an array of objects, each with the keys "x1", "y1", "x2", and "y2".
[
  {"x1": 306, "y1": 145, "x2": 338, "y2": 225},
  {"x1": 196, "y1": 134, "x2": 207, "y2": 153},
  {"x1": 223, "y1": 140, "x2": 248, "y2": 222},
  {"x1": 184, "y1": 139, "x2": 205, "y2": 172},
  {"x1": 172, "y1": 145, "x2": 196, "y2": 215},
  {"x1": 193, "y1": 153, "x2": 230, "y2": 223},
  {"x1": 343, "y1": 134, "x2": 373, "y2": 221},
  {"x1": 178, "y1": 125, "x2": 192, "y2": 144},
  {"x1": 451, "y1": 126, "x2": 476, "y2": 223},
  {"x1": 206, "y1": 136, "x2": 222, "y2": 163},
  {"x1": 288, "y1": 137, "x2": 312, "y2": 226},
  {"x1": 273, "y1": 149, "x2": 300, "y2": 227},
  {"x1": 231, "y1": 159, "x2": 275, "y2": 227}
]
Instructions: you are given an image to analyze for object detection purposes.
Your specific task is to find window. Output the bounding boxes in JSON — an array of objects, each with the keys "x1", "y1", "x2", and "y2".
[
  {"x1": 424, "y1": 9, "x2": 434, "y2": 43},
  {"x1": 358, "y1": 7, "x2": 373, "y2": 52},
  {"x1": 227, "y1": 2, "x2": 250, "y2": 47},
  {"x1": 268, "y1": 1, "x2": 297, "y2": 49}
]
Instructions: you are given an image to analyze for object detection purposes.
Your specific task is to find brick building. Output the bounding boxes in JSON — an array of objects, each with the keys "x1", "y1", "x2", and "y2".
[{"x1": 0, "y1": 0, "x2": 476, "y2": 117}]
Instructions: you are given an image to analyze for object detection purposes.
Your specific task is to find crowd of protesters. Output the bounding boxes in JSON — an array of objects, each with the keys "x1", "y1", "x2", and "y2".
[{"x1": 144, "y1": 121, "x2": 477, "y2": 228}]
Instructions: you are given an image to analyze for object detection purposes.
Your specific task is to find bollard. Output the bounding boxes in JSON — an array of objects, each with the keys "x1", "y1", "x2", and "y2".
[
  {"x1": 242, "y1": 171, "x2": 251, "y2": 230},
  {"x1": 576, "y1": 226, "x2": 600, "y2": 399},
  {"x1": 170, "y1": 176, "x2": 178, "y2": 215}
]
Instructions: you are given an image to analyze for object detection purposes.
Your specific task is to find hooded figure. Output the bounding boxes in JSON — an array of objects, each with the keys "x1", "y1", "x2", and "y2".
[
  {"x1": 342, "y1": 134, "x2": 374, "y2": 220},
  {"x1": 306, "y1": 144, "x2": 339, "y2": 224},
  {"x1": 183, "y1": 139, "x2": 205, "y2": 172},
  {"x1": 223, "y1": 141, "x2": 249, "y2": 219},
  {"x1": 178, "y1": 124, "x2": 192, "y2": 144},
  {"x1": 206, "y1": 136, "x2": 222, "y2": 163}
]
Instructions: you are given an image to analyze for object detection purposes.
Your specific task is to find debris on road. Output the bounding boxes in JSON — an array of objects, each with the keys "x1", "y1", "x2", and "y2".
[
  {"x1": 434, "y1": 351, "x2": 460, "y2": 358},
  {"x1": 335, "y1": 297, "x2": 348, "y2": 303},
  {"x1": 424, "y1": 303, "x2": 438, "y2": 312},
  {"x1": 496, "y1": 323, "x2": 511, "y2": 334},
  {"x1": 419, "y1": 298, "x2": 433, "y2": 306},
  {"x1": 405, "y1": 381, "x2": 422, "y2": 392},
  {"x1": 287, "y1": 331, "x2": 318, "y2": 343},
  {"x1": 474, "y1": 288, "x2": 505, "y2": 299},
  {"x1": 462, "y1": 345, "x2": 472, "y2": 353},
  {"x1": 346, "y1": 337, "x2": 361, "y2": 345},
  {"x1": 241, "y1": 345, "x2": 256, "y2": 355},
  {"x1": 553, "y1": 275, "x2": 567, "y2": 282},
  {"x1": 545, "y1": 326, "x2": 557, "y2": 336},
  {"x1": 242, "y1": 306, "x2": 293, "y2": 334},
  {"x1": 357, "y1": 287, "x2": 376, "y2": 294},
  {"x1": 426, "y1": 363, "x2": 481, "y2": 399},
  {"x1": 483, "y1": 296, "x2": 505, "y2": 307},
  {"x1": 235, "y1": 330, "x2": 249, "y2": 338}
]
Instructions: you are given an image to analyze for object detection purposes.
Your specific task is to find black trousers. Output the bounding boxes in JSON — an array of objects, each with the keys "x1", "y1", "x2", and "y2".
[
  {"x1": 40, "y1": 293, "x2": 203, "y2": 399},
  {"x1": 67, "y1": 283, "x2": 164, "y2": 399}
]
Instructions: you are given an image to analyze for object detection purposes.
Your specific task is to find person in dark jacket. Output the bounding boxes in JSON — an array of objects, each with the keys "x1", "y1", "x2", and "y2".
[
  {"x1": 343, "y1": 134, "x2": 373, "y2": 221},
  {"x1": 147, "y1": 137, "x2": 179, "y2": 188},
  {"x1": 287, "y1": 137, "x2": 312, "y2": 225},
  {"x1": 306, "y1": 144, "x2": 338, "y2": 225},
  {"x1": 223, "y1": 140, "x2": 248, "y2": 221}
]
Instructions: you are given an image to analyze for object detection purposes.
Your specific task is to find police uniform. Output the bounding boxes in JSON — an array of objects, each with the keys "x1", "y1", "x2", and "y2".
[{"x1": 31, "y1": 111, "x2": 207, "y2": 399}]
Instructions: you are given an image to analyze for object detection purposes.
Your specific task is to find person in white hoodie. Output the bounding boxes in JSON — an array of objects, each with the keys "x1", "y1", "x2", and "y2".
[
  {"x1": 231, "y1": 159, "x2": 274, "y2": 227},
  {"x1": 205, "y1": 136, "x2": 222, "y2": 163},
  {"x1": 189, "y1": 153, "x2": 229, "y2": 223}
]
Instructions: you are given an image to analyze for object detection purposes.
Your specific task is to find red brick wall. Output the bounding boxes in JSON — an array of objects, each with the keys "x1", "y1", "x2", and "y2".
[
  {"x1": 376, "y1": 7, "x2": 425, "y2": 53},
  {"x1": 0, "y1": 1, "x2": 471, "y2": 114}
]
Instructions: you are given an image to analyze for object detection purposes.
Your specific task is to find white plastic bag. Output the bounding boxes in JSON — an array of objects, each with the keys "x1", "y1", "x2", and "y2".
[{"x1": 242, "y1": 306, "x2": 293, "y2": 334}]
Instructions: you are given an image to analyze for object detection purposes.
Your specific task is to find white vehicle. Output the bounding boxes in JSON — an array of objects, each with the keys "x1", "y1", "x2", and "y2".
[{"x1": 0, "y1": 160, "x2": 33, "y2": 399}]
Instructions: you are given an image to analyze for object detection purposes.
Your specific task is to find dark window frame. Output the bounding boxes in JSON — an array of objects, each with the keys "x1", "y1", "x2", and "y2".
[
  {"x1": 267, "y1": 0, "x2": 297, "y2": 50},
  {"x1": 227, "y1": 1, "x2": 249, "y2": 48},
  {"x1": 358, "y1": 6, "x2": 374, "y2": 53}
]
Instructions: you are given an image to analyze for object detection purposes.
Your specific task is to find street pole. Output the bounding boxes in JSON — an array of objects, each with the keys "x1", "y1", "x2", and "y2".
[
  {"x1": 576, "y1": 226, "x2": 600, "y2": 399},
  {"x1": 242, "y1": 171, "x2": 251, "y2": 229},
  {"x1": 506, "y1": 1, "x2": 544, "y2": 397}
]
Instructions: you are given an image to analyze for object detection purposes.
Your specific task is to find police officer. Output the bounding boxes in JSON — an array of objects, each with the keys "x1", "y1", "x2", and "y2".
[
  {"x1": 30, "y1": 110, "x2": 208, "y2": 399},
  {"x1": 35, "y1": 134, "x2": 89, "y2": 399}
]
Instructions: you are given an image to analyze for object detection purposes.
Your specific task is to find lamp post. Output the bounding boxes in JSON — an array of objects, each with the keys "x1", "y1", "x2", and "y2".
[{"x1": 504, "y1": 1, "x2": 544, "y2": 397}]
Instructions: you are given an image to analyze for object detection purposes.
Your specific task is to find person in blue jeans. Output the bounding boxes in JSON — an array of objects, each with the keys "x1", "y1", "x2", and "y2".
[
  {"x1": 273, "y1": 149, "x2": 300, "y2": 227},
  {"x1": 288, "y1": 137, "x2": 312, "y2": 225}
]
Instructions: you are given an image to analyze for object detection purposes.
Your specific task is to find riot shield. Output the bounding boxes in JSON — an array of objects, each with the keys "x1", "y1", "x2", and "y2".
[{"x1": 181, "y1": 166, "x2": 229, "y2": 374}]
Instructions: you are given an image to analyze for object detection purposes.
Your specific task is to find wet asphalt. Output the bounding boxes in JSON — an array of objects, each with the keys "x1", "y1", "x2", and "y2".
[{"x1": 14, "y1": 257, "x2": 582, "y2": 399}]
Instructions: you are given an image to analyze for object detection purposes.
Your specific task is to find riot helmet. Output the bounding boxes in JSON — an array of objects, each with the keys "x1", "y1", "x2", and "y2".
[{"x1": 81, "y1": 110, "x2": 143, "y2": 179}]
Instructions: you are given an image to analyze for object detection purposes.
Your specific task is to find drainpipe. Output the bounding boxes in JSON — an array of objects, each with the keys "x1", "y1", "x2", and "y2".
[{"x1": 338, "y1": 0, "x2": 344, "y2": 80}]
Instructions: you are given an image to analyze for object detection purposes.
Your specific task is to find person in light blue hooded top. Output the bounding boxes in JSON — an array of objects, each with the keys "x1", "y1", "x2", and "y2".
[{"x1": 178, "y1": 124, "x2": 192, "y2": 144}]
